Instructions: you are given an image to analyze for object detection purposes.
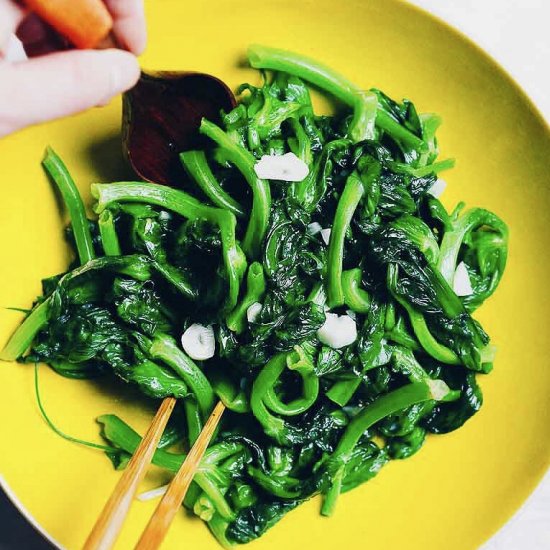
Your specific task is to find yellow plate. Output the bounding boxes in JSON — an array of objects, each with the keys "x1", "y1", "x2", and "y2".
[{"x1": 1, "y1": 0, "x2": 549, "y2": 548}]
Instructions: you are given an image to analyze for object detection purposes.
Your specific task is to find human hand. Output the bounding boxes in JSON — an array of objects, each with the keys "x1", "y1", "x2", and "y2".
[{"x1": 0, "y1": 0, "x2": 146, "y2": 137}]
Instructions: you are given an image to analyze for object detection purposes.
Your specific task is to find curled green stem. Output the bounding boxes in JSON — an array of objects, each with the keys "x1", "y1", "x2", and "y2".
[
  {"x1": 387, "y1": 264, "x2": 460, "y2": 365},
  {"x1": 263, "y1": 346, "x2": 318, "y2": 416},
  {"x1": 180, "y1": 150, "x2": 245, "y2": 219},
  {"x1": 200, "y1": 119, "x2": 271, "y2": 259},
  {"x1": 226, "y1": 262, "x2": 266, "y2": 333},
  {"x1": 341, "y1": 268, "x2": 370, "y2": 313},
  {"x1": 91, "y1": 182, "x2": 246, "y2": 311},
  {"x1": 438, "y1": 207, "x2": 508, "y2": 286},
  {"x1": 210, "y1": 371, "x2": 250, "y2": 414},
  {"x1": 252, "y1": 350, "x2": 319, "y2": 441},
  {"x1": 250, "y1": 354, "x2": 288, "y2": 441},
  {"x1": 148, "y1": 333, "x2": 215, "y2": 419},
  {"x1": 327, "y1": 172, "x2": 364, "y2": 307}
]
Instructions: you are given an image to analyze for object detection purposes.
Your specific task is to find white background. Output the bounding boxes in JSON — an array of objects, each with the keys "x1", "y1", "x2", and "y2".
[{"x1": 408, "y1": 1, "x2": 550, "y2": 548}]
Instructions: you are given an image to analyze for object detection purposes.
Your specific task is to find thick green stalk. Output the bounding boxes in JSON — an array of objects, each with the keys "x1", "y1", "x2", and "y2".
[
  {"x1": 404, "y1": 306, "x2": 460, "y2": 365},
  {"x1": 43, "y1": 147, "x2": 95, "y2": 264},
  {"x1": 226, "y1": 262, "x2": 266, "y2": 333},
  {"x1": 327, "y1": 172, "x2": 364, "y2": 307},
  {"x1": 341, "y1": 269, "x2": 370, "y2": 313},
  {"x1": 184, "y1": 400, "x2": 203, "y2": 446},
  {"x1": 148, "y1": 333, "x2": 215, "y2": 419},
  {"x1": 91, "y1": 182, "x2": 246, "y2": 311},
  {"x1": 2, "y1": 150, "x2": 95, "y2": 361},
  {"x1": 207, "y1": 515, "x2": 233, "y2": 549},
  {"x1": 248, "y1": 45, "x2": 360, "y2": 106},
  {"x1": 200, "y1": 119, "x2": 271, "y2": 259},
  {"x1": 320, "y1": 465, "x2": 344, "y2": 517},
  {"x1": 250, "y1": 354, "x2": 287, "y2": 440},
  {"x1": 349, "y1": 91, "x2": 378, "y2": 141},
  {"x1": 198, "y1": 473, "x2": 236, "y2": 520},
  {"x1": 323, "y1": 381, "x2": 445, "y2": 516},
  {"x1": 375, "y1": 111, "x2": 427, "y2": 151},
  {"x1": 210, "y1": 371, "x2": 250, "y2": 414},
  {"x1": 247, "y1": 467, "x2": 301, "y2": 499},
  {"x1": 389, "y1": 157, "x2": 455, "y2": 178},
  {"x1": 392, "y1": 347, "x2": 461, "y2": 401},
  {"x1": 0, "y1": 299, "x2": 50, "y2": 361},
  {"x1": 333, "y1": 381, "x2": 450, "y2": 464},
  {"x1": 248, "y1": 45, "x2": 425, "y2": 148},
  {"x1": 98, "y1": 210, "x2": 121, "y2": 256},
  {"x1": 180, "y1": 150, "x2": 245, "y2": 219},
  {"x1": 386, "y1": 317, "x2": 421, "y2": 351}
]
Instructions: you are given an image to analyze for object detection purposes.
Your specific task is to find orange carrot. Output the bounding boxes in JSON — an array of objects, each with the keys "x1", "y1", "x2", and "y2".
[{"x1": 24, "y1": 0, "x2": 114, "y2": 49}]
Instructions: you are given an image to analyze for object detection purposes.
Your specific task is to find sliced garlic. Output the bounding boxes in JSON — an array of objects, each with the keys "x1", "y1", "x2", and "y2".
[
  {"x1": 181, "y1": 323, "x2": 215, "y2": 360},
  {"x1": 307, "y1": 222, "x2": 323, "y2": 236},
  {"x1": 427, "y1": 379, "x2": 451, "y2": 401},
  {"x1": 428, "y1": 178, "x2": 447, "y2": 198},
  {"x1": 317, "y1": 312, "x2": 357, "y2": 349},
  {"x1": 137, "y1": 484, "x2": 169, "y2": 502},
  {"x1": 320, "y1": 228, "x2": 331, "y2": 245},
  {"x1": 253, "y1": 152, "x2": 309, "y2": 182},
  {"x1": 4, "y1": 36, "x2": 27, "y2": 62},
  {"x1": 453, "y1": 261, "x2": 474, "y2": 296},
  {"x1": 246, "y1": 302, "x2": 263, "y2": 323}
]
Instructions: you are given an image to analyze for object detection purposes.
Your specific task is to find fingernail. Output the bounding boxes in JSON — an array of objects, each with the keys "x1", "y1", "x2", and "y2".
[{"x1": 3, "y1": 35, "x2": 27, "y2": 62}]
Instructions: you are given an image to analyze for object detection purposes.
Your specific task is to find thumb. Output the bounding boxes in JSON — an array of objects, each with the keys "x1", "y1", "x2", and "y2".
[{"x1": 0, "y1": 49, "x2": 139, "y2": 136}]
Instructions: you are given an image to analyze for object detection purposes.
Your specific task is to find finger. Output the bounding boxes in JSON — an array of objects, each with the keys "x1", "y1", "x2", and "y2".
[
  {"x1": 16, "y1": 14, "x2": 69, "y2": 58},
  {"x1": 0, "y1": 0, "x2": 26, "y2": 51},
  {"x1": 0, "y1": 48, "x2": 140, "y2": 136},
  {"x1": 104, "y1": 0, "x2": 146, "y2": 55},
  {"x1": 3, "y1": 34, "x2": 26, "y2": 62}
]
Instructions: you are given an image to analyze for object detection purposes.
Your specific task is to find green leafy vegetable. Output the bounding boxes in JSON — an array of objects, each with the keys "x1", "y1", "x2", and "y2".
[{"x1": 1, "y1": 46, "x2": 508, "y2": 547}]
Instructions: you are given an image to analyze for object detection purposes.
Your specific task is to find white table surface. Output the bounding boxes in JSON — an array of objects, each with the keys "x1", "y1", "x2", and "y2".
[{"x1": 408, "y1": 1, "x2": 550, "y2": 548}]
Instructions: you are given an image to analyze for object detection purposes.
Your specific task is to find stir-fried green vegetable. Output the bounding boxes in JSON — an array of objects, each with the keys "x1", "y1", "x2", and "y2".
[{"x1": 1, "y1": 45, "x2": 508, "y2": 546}]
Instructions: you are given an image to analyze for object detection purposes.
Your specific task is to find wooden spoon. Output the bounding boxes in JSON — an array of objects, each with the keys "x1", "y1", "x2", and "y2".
[{"x1": 122, "y1": 71, "x2": 236, "y2": 186}]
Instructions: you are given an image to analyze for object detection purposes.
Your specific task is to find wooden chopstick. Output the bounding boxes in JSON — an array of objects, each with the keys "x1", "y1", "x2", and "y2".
[
  {"x1": 134, "y1": 401, "x2": 226, "y2": 550},
  {"x1": 83, "y1": 397, "x2": 177, "y2": 550}
]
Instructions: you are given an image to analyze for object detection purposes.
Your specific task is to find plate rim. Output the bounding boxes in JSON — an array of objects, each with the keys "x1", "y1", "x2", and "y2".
[{"x1": 1, "y1": 0, "x2": 549, "y2": 548}]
